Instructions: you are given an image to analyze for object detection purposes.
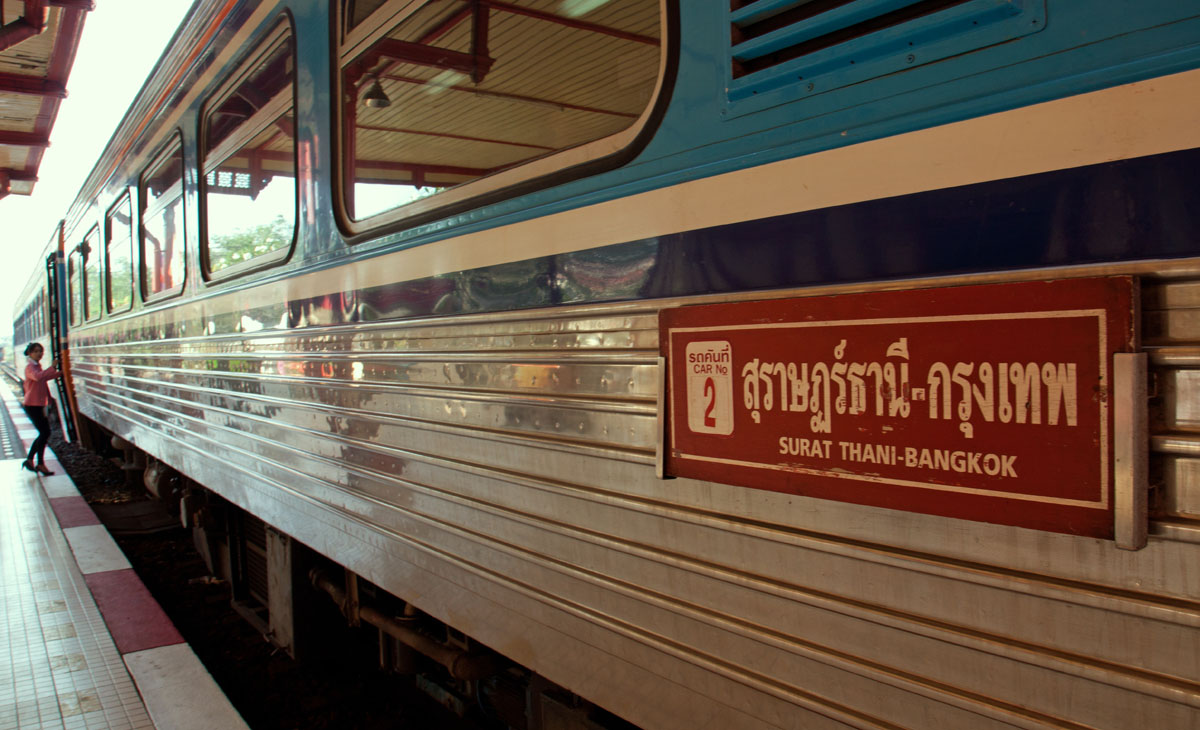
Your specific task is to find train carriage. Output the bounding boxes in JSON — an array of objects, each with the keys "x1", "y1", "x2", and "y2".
[{"x1": 12, "y1": 1, "x2": 1200, "y2": 728}]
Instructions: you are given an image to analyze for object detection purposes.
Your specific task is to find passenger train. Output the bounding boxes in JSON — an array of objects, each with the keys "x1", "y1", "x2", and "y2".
[{"x1": 11, "y1": 1, "x2": 1200, "y2": 728}]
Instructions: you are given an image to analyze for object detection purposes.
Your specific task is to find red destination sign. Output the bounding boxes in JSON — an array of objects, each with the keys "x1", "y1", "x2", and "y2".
[{"x1": 661, "y1": 277, "x2": 1136, "y2": 537}]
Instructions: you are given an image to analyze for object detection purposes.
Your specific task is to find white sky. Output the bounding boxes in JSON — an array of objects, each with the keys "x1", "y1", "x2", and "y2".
[{"x1": 0, "y1": 1, "x2": 194, "y2": 322}]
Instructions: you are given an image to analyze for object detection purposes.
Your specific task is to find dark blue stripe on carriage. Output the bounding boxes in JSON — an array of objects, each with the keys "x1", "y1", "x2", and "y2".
[{"x1": 351, "y1": 146, "x2": 1199, "y2": 322}]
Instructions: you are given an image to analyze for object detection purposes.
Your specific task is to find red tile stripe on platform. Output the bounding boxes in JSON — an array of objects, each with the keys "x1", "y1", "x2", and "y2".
[
  {"x1": 49, "y1": 495, "x2": 102, "y2": 528},
  {"x1": 84, "y1": 568, "x2": 185, "y2": 654}
]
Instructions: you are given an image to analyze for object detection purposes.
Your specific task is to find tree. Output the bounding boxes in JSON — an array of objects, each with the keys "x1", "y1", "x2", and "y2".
[{"x1": 209, "y1": 214, "x2": 294, "y2": 271}]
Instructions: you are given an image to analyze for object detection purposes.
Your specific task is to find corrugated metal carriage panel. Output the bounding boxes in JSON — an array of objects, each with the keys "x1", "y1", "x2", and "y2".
[
  {"x1": 70, "y1": 286, "x2": 1195, "y2": 657},
  {"x1": 74, "y1": 359, "x2": 1200, "y2": 730},
  {"x1": 40, "y1": 1, "x2": 1200, "y2": 728},
  {"x1": 68, "y1": 362, "x2": 1198, "y2": 724},
  {"x1": 66, "y1": 274, "x2": 1200, "y2": 728}
]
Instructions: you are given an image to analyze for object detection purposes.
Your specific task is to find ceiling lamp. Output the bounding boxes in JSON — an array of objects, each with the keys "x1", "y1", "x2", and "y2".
[{"x1": 363, "y1": 79, "x2": 391, "y2": 108}]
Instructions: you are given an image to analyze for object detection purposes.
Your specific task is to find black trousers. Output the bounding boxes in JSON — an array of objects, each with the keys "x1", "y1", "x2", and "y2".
[{"x1": 22, "y1": 404, "x2": 51, "y2": 466}]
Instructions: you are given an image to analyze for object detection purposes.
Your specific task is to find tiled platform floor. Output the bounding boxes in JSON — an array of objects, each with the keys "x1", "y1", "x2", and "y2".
[
  {"x1": 0, "y1": 457, "x2": 153, "y2": 730},
  {"x1": 0, "y1": 392, "x2": 248, "y2": 730}
]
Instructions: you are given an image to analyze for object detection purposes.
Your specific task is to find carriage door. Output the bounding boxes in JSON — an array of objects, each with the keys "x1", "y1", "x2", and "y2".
[{"x1": 45, "y1": 249, "x2": 77, "y2": 442}]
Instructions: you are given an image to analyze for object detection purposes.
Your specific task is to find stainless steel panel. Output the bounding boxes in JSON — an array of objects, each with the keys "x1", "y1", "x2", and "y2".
[
  {"x1": 75, "y1": 353, "x2": 1200, "y2": 661},
  {"x1": 78, "y1": 384, "x2": 1200, "y2": 729},
  {"x1": 1145, "y1": 281, "x2": 1200, "y2": 541},
  {"x1": 1145, "y1": 280, "x2": 1200, "y2": 310},
  {"x1": 66, "y1": 266, "x2": 1200, "y2": 730},
  {"x1": 1115, "y1": 353, "x2": 1149, "y2": 549},
  {"x1": 1159, "y1": 368, "x2": 1200, "y2": 432},
  {"x1": 1145, "y1": 281, "x2": 1200, "y2": 344},
  {"x1": 1154, "y1": 430, "x2": 1200, "y2": 451},
  {"x1": 1143, "y1": 309, "x2": 1200, "y2": 344},
  {"x1": 1162, "y1": 456, "x2": 1200, "y2": 517}
]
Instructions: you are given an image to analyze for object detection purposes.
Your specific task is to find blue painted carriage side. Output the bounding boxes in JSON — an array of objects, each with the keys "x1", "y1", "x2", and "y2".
[
  {"x1": 96, "y1": 138, "x2": 1196, "y2": 338},
  {"x1": 354, "y1": 145, "x2": 1199, "y2": 319},
  {"x1": 211, "y1": 144, "x2": 1195, "y2": 330},
  {"x1": 46, "y1": 1, "x2": 1200, "y2": 322},
  {"x1": 314, "y1": 1, "x2": 1200, "y2": 263}
]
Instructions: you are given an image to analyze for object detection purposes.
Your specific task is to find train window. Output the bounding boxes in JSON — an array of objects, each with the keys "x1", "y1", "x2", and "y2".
[
  {"x1": 338, "y1": 0, "x2": 664, "y2": 226},
  {"x1": 202, "y1": 24, "x2": 296, "y2": 278},
  {"x1": 344, "y1": 0, "x2": 386, "y2": 30},
  {"x1": 141, "y1": 134, "x2": 186, "y2": 299},
  {"x1": 82, "y1": 226, "x2": 102, "y2": 321},
  {"x1": 106, "y1": 193, "x2": 135, "y2": 313},
  {"x1": 68, "y1": 248, "x2": 82, "y2": 327}
]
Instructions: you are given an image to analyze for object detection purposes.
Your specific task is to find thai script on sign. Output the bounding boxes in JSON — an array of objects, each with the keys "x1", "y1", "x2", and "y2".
[
  {"x1": 740, "y1": 337, "x2": 1078, "y2": 438},
  {"x1": 662, "y1": 277, "x2": 1133, "y2": 539}
]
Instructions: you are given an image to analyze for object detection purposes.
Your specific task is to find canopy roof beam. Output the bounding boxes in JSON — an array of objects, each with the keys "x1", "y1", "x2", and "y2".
[
  {"x1": 0, "y1": 0, "x2": 45, "y2": 53},
  {"x1": 381, "y1": 72, "x2": 639, "y2": 118},
  {"x1": 356, "y1": 122, "x2": 555, "y2": 152},
  {"x1": 0, "y1": 0, "x2": 89, "y2": 197},
  {"x1": 483, "y1": 1, "x2": 659, "y2": 46},
  {"x1": 354, "y1": 37, "x2": 494, "y2": 83},
  {"x1": 0, "y1": 130, "x2": 50, "y2": 147},
  {"x1": 0, "y1": 72, "x2": 67, "y2": 97},
  {"x1": 354, "y1": 159, "x2": 495, "y2": 178},
  {"x1": 349, "y1": 1, "x2": 494, "y2": 85},
  {"x1": 416, "y1": 1, "x2": 659, "y2": 47},
  {"x1": 47, "y1": 0, "x2": 95, "y2": 9}
]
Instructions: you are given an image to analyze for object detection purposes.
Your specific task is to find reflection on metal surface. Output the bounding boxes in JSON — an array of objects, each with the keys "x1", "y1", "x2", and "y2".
[
  {"x1": 241, "y1": 315, "x2": 266, "y2": 333},
  {"x1": 1162, "y1": 456, "x2": 1200, "y2": 517},
  {"x1": 1115, "y1": 353, "x2": 1149, "y2": 550},
  {"x1": 72, "y1": 306, "x2": 660, "y2": 461},
  {"x1": 65, "y1": 266, "x2": 1200, "y2": 730}
]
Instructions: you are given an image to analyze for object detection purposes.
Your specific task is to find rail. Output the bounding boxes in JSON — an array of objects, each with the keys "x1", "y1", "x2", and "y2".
[{"x1": 0, "y1": 364, "x2": 22, "y2": 388}]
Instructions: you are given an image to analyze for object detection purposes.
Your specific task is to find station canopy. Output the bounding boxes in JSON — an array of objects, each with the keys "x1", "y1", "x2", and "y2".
[{"x1": 0, "y1": 0, "x2": 92, "y2": 200}]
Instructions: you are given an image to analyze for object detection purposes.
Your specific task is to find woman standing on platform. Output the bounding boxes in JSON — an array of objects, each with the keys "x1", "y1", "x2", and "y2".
[{"x1": 22, "y1": 342, "x2": 58, "y2": 476}]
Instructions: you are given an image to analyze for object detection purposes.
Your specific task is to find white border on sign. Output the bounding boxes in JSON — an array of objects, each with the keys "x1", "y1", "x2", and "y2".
[{"x1": 667, "y1": 308, "x2": 1109, "y2": 509}]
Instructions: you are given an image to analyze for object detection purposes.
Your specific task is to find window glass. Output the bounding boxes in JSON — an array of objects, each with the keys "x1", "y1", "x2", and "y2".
[
  {"x1": 107, "y1": 194, "x2": 135, "y2": 312},
  {"x1": 204, "y1": 30, "x2": 296, "y2": 276},
  {"x1": 142, "y1": 137, "x2": 186, "y2": 296},
  {"x1": 83, "y1": 227, "x2": 101, "y2": 321},
  {"x1": 345, "y1": 0, "x2": 387, "y2": 31},
  {"x1": 340, "y1": 0, "x2": 662, "y2": 222},
  {"x1": 68, "y1": 250, "x2": 82, "y2": 327}
]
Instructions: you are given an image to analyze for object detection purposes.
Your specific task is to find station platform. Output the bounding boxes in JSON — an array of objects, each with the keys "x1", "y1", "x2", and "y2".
[{"x1": 0, "y1": 393, "x2": 249, "y2": 730}]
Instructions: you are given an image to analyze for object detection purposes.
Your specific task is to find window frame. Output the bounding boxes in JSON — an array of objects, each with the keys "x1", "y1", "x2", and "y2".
[
  {"x1": 67, "y1": 246, "x2": 83, "y2": 328},
  {"x1": 105, "y1": 190, "x2": 136, "y2": 314},
  {"x1": 199, "y1": 19, "x2": 299, "y2": 284},
  {"x1": 334, "y1": 0, "x2": 675, "y2": 239},
  {"x1": 140, "y1": 132, "x2": 188, "y2": 303},
  {"x1": 81, "y1": 224, "x2": 102, "y2": 322}
]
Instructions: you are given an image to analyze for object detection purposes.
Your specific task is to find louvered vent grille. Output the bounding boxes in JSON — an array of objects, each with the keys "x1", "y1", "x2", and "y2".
[
  {"x1": 732, "y1": 0, "x2": 971, "y2": 79},
  {"x1": 728, "y1": 0, "x2": 1044, "y2": 110}
]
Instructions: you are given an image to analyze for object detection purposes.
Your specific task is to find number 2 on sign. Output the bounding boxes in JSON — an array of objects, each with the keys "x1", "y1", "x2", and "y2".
[
  {"x1": 703, "y1": 377, "x2": 717, "y2": 428},
  {"x1": 683, "y1": 340, "x2": 734, "y2": 436}
]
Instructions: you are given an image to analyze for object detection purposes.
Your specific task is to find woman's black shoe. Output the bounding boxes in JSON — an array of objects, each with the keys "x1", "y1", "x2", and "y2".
[
  {"x1": 21, "y1": 460, "x2": 35, "y2": 473},
  {"x1": 35, "y1": 464, "x2": 54, "y2": 476}
]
